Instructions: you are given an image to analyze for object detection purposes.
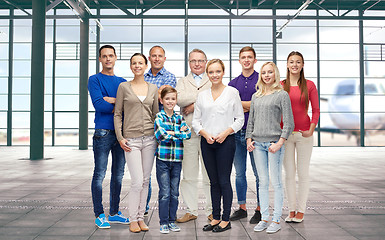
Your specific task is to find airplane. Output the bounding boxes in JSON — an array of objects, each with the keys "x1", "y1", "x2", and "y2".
[{"x1": 321, "y1": 78, "x2": 385, "y2": 146}]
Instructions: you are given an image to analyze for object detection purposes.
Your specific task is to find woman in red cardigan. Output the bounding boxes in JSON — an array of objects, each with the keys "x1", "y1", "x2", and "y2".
[{"x1": 282, "y1": 51, "x2": 320, "y2": 223}]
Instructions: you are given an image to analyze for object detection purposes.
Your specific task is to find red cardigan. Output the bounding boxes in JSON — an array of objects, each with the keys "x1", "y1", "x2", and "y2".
[{"x1": 281, "y1": 80, "x2": 320, "y2": 131}]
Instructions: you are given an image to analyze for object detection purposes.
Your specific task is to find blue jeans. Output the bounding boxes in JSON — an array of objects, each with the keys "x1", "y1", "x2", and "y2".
[
  {"x1": 91, "y1": 129, "x2": 125, "y2": 217},
  {"x1": 234, "y1": 129, "x2": 260, "y2": 206},
  {"x1": 156, "y1": 159, "x2": 182, "y2": 225},
  {"x1": 201, "y1": 135, "x2": 235, "y2": 222},
  {"x1": 252, "y1": 141, "x2": 285, "y2": 223}
]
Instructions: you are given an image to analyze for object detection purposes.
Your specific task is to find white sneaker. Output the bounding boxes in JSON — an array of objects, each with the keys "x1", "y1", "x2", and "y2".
[
  {"x1": 285, "y1": 215, "x2": 294, "y2": 222},
  {"x1": 254, "y1": 220, "x2": 268, "y2": 232},
  {"x1": 266, "y1": 221, "x2": 281, "y2": 234}
]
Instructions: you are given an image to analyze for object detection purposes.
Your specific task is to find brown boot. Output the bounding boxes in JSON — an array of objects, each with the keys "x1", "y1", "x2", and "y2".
[
  {"x1": 129, "y1": 221, "x2": 141, "y2": 233},
  {"x1": 176, "y1": 213, "x2": 197, "y2": 223},
  {"x1": 138, "y1": 220, "x2": 149, "y2": 231}
]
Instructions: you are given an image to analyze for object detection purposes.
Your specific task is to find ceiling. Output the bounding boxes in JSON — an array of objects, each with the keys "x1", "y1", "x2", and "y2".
[{"x1": 0, "y1": 0, "x2": 384, "y2": 12}]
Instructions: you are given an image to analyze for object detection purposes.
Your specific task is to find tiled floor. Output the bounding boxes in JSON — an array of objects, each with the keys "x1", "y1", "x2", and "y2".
[{"x1": 0, "y1": 146, "x2": 385, "y2": 240}]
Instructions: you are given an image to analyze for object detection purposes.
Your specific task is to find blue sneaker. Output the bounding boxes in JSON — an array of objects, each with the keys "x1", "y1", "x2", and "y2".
[
  {"x1": 168, "y1": 222, "x2": 181, "y2": 232},
  {"x1": 160, "y1": 224, "x2": 169, "y2": 234},
  {"x1": 108, "y1": 211, "x2": 129, "y2": 224},
  {"x1": 95, "y1": 213, "x2": 111, "y2": 229}
]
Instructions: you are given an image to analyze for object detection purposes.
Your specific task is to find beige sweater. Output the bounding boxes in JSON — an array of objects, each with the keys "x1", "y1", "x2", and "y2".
[
  {"x1": 114, "y1": 81, "x2": 159, "y2": 142},
  {"x1": 175, "y1": 72, "x2": 211, "y2": 137}
]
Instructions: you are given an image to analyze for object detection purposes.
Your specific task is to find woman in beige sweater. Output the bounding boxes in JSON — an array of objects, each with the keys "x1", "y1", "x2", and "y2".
[{"x1": 114, "y1": 53, "x2": 158, "y2": 233}]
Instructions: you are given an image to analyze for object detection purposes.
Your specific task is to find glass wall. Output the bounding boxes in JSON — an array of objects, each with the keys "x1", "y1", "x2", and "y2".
[{"x1": 2, "y1": 8, "x2": 385, "y2": 146}]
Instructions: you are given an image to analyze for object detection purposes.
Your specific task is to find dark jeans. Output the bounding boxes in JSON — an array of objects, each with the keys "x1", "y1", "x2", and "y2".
[
  {"x1": 156, "y1": 158, "x2": 182, "y2": 225},
  {"x1": 91, "y1": 129, "x2": 125, "y2": 217},
  {"x1": 201, "y1": 134, "x2": 235, "y2": 222},
  {"x1": 234, "y1": 129, "x2": 260, "y2": 206}
]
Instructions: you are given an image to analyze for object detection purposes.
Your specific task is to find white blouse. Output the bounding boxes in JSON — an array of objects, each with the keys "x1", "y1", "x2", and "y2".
[{"x1": 192, "y1": 86, "x2": 244, "y2": 137}]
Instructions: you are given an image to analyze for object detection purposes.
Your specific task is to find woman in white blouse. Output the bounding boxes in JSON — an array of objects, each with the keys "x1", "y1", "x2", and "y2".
[{"x1": 192, "y1": 59, "x2": 244, "y2": 233}]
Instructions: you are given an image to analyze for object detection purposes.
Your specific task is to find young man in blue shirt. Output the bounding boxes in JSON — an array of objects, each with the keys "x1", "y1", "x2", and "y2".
[
  {"x1": 88, "y1": 45, "x2": 129, "y2": 228},
  {"x1": 228, "y1": 46, "x2": 261, "y2": 224}
]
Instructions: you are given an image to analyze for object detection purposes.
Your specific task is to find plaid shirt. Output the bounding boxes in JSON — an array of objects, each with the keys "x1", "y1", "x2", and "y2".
[
  {"x1": 144, "y1": 67, "x2": 177, "y2": 88},
  {"x1": 154, "y1": 110, "x2": 191, "y2": 162}
]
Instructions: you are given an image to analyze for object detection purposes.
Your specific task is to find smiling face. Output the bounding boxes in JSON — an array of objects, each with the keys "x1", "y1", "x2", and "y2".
[
  {"x1": 189, "y1": 52, "x2": 207, "y2": 76},
  {"x1": 130, "y1": 55, "x2": 147, "y2": 76},
  {"x1": 261, "y1": 63, "x2": 276, "y2": 87},
  {"x1": 206, "y1": 62, "x2": 225, "y2": 85},
  {"x1": 148, "y1": 47, "x2": 166, "y2": 72},
  {"x1": 239, "y1": 50, "x2": 257, "y2": 71},
  {"x1": 160, "y1": 92, "x2": 177, "y2": 112},
  {"x1": 287, "y1": 54, "x2": 304, "y2": 75},
  {"x1": 99, "y1": 47, "x2": 117, "y2": 71}
]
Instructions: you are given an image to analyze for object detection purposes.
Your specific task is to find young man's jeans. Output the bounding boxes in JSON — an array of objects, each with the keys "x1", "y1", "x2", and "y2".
[
  {"x1": 91, "y1": 129, "x2": 125, "y2": 217},
  {"x1": 156, "y1": 158, "x2": 182, "y2": 225},
  {"x1": 252, "y1": 141, "x2": 285, "y2": 223},
  {"x1": 201, "y1": 135, "x2": 235, "y2": 222},
  {"x1": 234, "y1": 129, "x2": 260, "y2": 206}
]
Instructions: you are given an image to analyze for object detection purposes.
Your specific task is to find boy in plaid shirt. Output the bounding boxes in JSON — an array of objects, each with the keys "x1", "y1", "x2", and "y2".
[{"x1": 154, "y1": 87, "x2": 191, "y2": 234}]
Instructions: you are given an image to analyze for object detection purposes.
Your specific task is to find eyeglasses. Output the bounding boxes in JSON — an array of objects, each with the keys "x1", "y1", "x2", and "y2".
[{"x1": 189, "y1": 60, "x2": 206, "y2": 64}]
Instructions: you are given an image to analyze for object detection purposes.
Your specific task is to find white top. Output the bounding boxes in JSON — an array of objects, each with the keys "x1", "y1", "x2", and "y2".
[
  {"x1": 137, "y1": 95, "x2": 146, "y2": 102},
  {"x1": 192, "y1": 86, "x2": 244, "y2": 137}
]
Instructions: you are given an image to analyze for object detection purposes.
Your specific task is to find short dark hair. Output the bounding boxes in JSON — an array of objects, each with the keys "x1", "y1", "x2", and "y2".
[
  {"x1": 239, "y1": 46, "x2": 256, "y2": 59},
  {"x1": 130, "y1": 53, "x2": 148, "y2": 65},
  {"x1": 160, "y1": 86, "x2": 177, "y2": 100},
  {"x1": 99, "y1": 45, "x2": 116, "y2": 57}
]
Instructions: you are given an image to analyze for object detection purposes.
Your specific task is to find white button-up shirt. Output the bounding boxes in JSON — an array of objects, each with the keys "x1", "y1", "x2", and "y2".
[{"x1": 192, "y1": 86, "x2": 244, "y2": 137}]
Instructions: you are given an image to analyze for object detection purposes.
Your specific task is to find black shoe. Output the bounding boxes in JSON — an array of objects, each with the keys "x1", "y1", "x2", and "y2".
[
  {"x1": 212, "y1": 222, "x2": 231, "y2": 232},
  {"x1": 229, "y1": 208, "x2": 247, "y2": 221},
  {"x1": 144, "y1": 211, "x2": 149, "y2": 217},
  {"x1": 203, "y1": 222, "x2": 220, "y2": 231},
  {"x1": 249, "y1": 210, "x2": 261, "y2": 224}
]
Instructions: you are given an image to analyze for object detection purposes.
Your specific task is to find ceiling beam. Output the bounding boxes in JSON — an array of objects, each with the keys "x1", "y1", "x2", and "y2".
[
  {"x1": 364, "y1": 0, "x2": 382, "y2": 11},
  {"x1": 312, "y1": 1, "x2": 337, "y2": 16},
  {"x1": 64, "y1": 0, "x2": 86, "y2": 18},
  {"x1": 341, "y1": 0, "x2": 370, "y2": 16},
  {"x1": 207, "y1": 0, "x2": 234, "y2": 15},
  {"x1": 1, "y1": 0, "x2": 31, "y2": 16},
  {"x1": 105, "y1": 0, "x2": 134, "y2": 16},
  {"x1": 138, "y1": 0, "x2": 166, "y2": 16},
  {"x1": 46, "y1": 0, "x2": 65, "y2": 12},
  {"x1": 276, "y1": 0, "x2": 314, "y2": 37}
]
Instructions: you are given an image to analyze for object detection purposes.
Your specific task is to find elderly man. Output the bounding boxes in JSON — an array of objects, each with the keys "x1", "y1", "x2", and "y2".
[{"x1": 176, "y1": 49, "x2": 213, "y2": 223}]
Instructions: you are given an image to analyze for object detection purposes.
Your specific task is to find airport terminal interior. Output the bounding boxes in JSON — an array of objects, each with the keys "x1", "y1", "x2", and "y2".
[{"x1": 0, "y1": 0, "x2": 385, "y2": 239}]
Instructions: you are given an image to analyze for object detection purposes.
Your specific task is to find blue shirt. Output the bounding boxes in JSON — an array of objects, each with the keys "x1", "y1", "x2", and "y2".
[
  {"x1": 88, "y1": 72, "x2": 126, "y2": 130},
  {"x1": 154, "y1": 110, "x2": 191, "y2": 162},
  {"x1": 228, "y1": 71, "x2": 259, "y2": 129},
  {"x1": 144, "y1": 67, "x2": 177, "y2": 88}
]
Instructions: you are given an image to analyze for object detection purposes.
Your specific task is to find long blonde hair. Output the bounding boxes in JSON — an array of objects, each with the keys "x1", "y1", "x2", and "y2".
[{"x1": 255, "y1": 62, "x2": 282, "y2": 97}]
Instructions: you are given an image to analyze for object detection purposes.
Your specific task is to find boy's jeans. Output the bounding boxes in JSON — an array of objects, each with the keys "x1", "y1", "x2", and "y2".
[{"x1": 156, "y1": 159, "x2": 182, "y2": 225}]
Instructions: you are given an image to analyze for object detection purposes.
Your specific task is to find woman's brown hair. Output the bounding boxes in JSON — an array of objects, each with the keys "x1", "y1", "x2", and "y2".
[{"x1": 283, "y1": 51, "x2": 309, "y2": 111}]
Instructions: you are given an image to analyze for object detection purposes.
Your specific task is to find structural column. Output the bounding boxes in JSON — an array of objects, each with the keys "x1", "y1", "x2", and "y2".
[
  {"x1": 30, "y1": 0, "x2": 46, "y2": 160},
  {"x1": 7, "y1": 8, "x2": 13, "y2": 146},
  {"x1": 79, "y1": 0, "x2": 90, "y2": 150},
  {"x1": 359, "y1": 9, "x2": 365, "y2": 147}
]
